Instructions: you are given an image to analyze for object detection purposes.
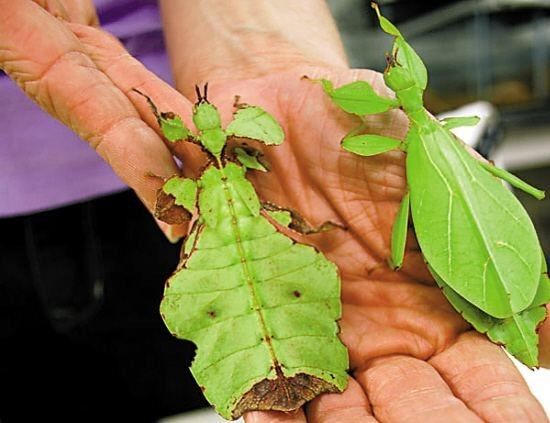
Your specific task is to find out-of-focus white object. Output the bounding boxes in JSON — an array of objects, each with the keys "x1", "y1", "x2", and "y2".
[
  {"x1": 510, "y1": 355, "x2": 550, "y2": 417},
  {"x1": 492, "y1": 125, "x2": 550, "y2": 171},
  {"x1": 438, "y1": 101, "x2": 550, "y2": 171},
  {"x1": 437, "y1": 100, "x2": 499, "y2": 151},
  {"x1": 160, "y1": 408, "x2": 243, "y2": 423}
]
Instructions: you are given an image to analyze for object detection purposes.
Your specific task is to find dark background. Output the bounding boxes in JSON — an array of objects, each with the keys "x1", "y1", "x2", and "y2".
[{"x1": 0, "y1": 192, "x2": 208, "y2": 421}]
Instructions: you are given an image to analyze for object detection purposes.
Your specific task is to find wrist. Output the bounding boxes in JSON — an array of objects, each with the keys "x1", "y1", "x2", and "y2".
[
  {"x1": 159, "y1": 0, "x2": 348, "y2": 95},
  {"x1": 171, "y1": 36, "x2": 323, "y2": 91}
]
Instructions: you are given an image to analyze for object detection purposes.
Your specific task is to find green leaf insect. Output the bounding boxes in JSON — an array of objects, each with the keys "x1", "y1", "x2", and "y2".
[
  {"x1": 135, "y1": 86, "x2": 348, "y2": 420},
  {"x1": 320, "y1": 2, "x2": 548, "y2": 367},
  {"x1": 430, "y1": 254, "x2": 550, "y2": 368}
]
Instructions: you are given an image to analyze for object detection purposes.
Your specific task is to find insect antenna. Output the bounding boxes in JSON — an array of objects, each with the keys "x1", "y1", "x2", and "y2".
[
  {"x1": 194, "y1": 84, "x2": 203, "y2": 103},
  {"x1": 195, "y1": 83, "x2": 210, "y2": 104},
  {"x1": 203, "y1": 82, "x2": 209, "y2": 102}
]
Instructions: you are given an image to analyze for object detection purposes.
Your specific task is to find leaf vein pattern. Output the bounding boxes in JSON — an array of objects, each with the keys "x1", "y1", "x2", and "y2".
[
  {"x1": 217, "y1": 169, "x2": 280, "y2": 369},
  {"x1": 449, "y1": 137, "x2": 527, "y2": 229},
  {"x1": 445, "y1": 132, "x2": 529, "y2": 292},
  {"x1": 510, "y1": 314, "x2": 537, "y2": 364},
  {"x1": 195, "y1": 334, "x2": 339, "y2": 375},
  {"x1": 185, "y1": 299, "x2": 340, "y2": 336},
  {"x1": 194, "y1": 230, "x2": 278, "y2": 251},
  {"x1": 189, "y1": 239, "x2": 298, "y2": 270},
  {"x1": 417, "y1": 128, "x2": 454, "y2": 275}
]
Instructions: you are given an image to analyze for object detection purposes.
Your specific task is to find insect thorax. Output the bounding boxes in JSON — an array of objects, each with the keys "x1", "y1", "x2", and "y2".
[{"x1": 198, "y1": 163, "x2": 260, "y2": 228}]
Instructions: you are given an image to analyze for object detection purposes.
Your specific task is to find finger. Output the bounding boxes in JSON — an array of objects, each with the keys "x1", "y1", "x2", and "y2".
[
  {"x1": 65, "y1": 21, "x2": 206, "y2": 176},
  {"x1": 356, "y1": 355, "x2": 482, "y2": 422},
  {"x1": 31, "y1": 0, "x2": 69, "y2": 20},
  {"x1": 59, "y1": 0, "x2": 99, "y2": 26},
  {"x1": 244, "y1": 409, "x2": 307, "y2": 423},
  {"x1": 429, "y1": 331, "x2": 548, "y2": 422},
  {"x1": 0, "y1": 0, "x2": 178, "y2": 211},
  {"x1": 33, "y1": 0, "x2": 99, "y2": 26},
  {"x1": 306, "y1": 377, "x2": 377, "y2": 423},
  {"x1": 339, "y1": 280, "x2": 468, "y2": 367},
  {"x1": 538, "y1": 304, "x2": 550, "y2": 368}
]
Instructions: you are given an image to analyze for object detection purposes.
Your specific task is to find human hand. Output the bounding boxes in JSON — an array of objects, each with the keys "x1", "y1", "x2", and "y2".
[
  {"x1": 2, "y1": 2, "x2": 549, "y2": 422},
  {"x1": 0, "y1": 0, "x2": 203, "y2": 240},
  {"x1": 68, "y1": 21, "x2": 550, "y2": 416},
  {"x1": 181, "y1": 68, "x2": 550, "y2": 423},
  {"x1": 155, "y1": 2, "x2": 550, "y2": 419}
]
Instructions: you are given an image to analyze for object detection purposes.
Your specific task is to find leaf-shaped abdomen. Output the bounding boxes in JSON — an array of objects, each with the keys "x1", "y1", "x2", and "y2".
[
  {"x1": 160, "y1": 163, "x2": 348, "y2": 419},
  {"x1": 406, "y1": 122, "x2": 541, "y2": 318}
]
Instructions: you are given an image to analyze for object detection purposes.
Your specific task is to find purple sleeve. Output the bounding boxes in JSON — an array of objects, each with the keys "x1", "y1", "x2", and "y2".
[{"x1": 0, "y1": 0, "x2": 173, "y2": 217}]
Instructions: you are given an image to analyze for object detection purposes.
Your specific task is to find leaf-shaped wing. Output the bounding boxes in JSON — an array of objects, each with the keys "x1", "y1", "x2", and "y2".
[
  {"x1": 407, "y1": 122, "x2": 541, "y2": 318},
  {"x1": 226, "y1": 106, "x2": 284, "y2": 145},
  {"x1": 161, "y1": 163, "x2": 348, "y2": 419},
  {"x1": 431, "y1": 260, "x2": 550, "y2": 368}
]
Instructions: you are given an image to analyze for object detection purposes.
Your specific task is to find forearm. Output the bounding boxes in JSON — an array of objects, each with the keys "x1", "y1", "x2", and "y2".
[{"x1": 159, "y1": 0, "x2": 348, "y2": 94}]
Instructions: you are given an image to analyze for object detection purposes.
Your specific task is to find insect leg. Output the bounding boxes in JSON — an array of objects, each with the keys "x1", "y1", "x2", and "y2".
[
  {"x1": 440, "y1": 116, "x2": 480, "y2": 130},
  {"x1": 231, "y1": 145, "x2": 269, "y2": 172},
  {"x1": 132, "y1": 88, "x2": 194, "y2": 143},
  {"x1": 261, "y1": 202, "x2": 346, "y2": 235},
  {"x1": 389, "y1": 191, "x2": 410, "y2": 269},
  {"x1": 479, "y1": 162, "x2": 545, "y2": 200}
]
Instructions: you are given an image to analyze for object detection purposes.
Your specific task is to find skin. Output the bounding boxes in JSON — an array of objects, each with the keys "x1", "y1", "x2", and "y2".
[{"x1": 1, "y1": 1, "x2": 549, "y2": 421}]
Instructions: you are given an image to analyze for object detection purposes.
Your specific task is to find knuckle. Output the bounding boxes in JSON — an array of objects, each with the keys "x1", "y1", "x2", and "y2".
[
  {"x1": 88, "y1": 115, "x2": 143, "y2": 151},
  {"x1": 23, "y1": 49, "x2": 93, "y2": 105}
]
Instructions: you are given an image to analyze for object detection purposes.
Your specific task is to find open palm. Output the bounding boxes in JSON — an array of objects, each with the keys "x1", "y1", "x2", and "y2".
[
  {"x1": 206, "y1": 71, "x2": 549, "y2": 423},
  {"x1": 1, "y1": 2, "x2": 548, "y2": 422}
]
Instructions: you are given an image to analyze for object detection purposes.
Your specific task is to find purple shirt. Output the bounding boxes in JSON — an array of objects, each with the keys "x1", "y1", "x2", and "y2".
[{"x1": 0, "y1": 0, "x2": 172, "y2": 217}]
